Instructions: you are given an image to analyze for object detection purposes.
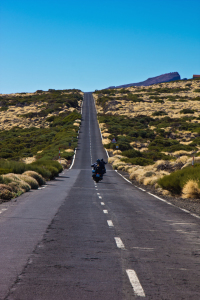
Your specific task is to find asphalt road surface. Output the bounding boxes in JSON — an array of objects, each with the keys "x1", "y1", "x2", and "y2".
[{"x1": 1, "y1": 93, "x2": 200, "y2": 299}]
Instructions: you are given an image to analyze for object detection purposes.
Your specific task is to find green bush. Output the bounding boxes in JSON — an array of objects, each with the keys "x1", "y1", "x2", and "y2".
[
  {"x1": 154, "y1": 99, "x2": 164, "y2": 103},
  {"x1": 0, "y1": 175, "x2": 11, "y2": 184},
  {"x1": 158, "y1": 164, "x2": 200, "y2": 194},
  {"x1": 180, "y1": 109, "x2": 194, "y2": 114},
  {"x1": 121, "y1": 157, "x2": 154, "y2": 166},
  {"x1": 0, "y1": 160, "x2": 27, "y2": 174},
  {"x1": 152, "y1": 111, "x2": 167, "y2": 116},
  {"x1": 148, "y1": 138, "x2": 196, "y2": 152},
  {"x1": 28, "y1": 160, "x2": 62, "y2": 179},
  {"x1": 0, "y1": 159, "x2": 62, "y2": 180},
  {"x1": 0, "y1": 168, "x2": 12, "y2": 175},
  {"x1": 122, "y1": 149, "x2": 142, "y2": 158},
  {"x1": 0, "y1": 110, "x2": 80, "y2": 161}
]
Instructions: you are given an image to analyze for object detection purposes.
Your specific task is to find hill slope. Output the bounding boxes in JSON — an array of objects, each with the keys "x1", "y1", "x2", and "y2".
[
  {"x1": 107, "y1": 72, "x2": 181, "y2": 89},
  {"x1": 93, "y1": 77, "x2": 200, "y2": 198}
]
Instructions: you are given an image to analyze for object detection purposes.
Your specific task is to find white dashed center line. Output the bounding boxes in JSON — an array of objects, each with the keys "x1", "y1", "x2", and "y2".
[
  {"x1": 103, "y1": 210, "x2": 108, "y2": 214},
  {"x1": 114, "y1": 237, "x2": 125, "y2": 249},
  {"x1": 107, "y1": 220, "x2": 114, "y2": 227},
  {"x1": 98, "y1": 196, "x2": 102, "y2": 199},
  {"x1": 101, "y1": 202, "x2": 105, "y2": 205},
  {"x1": 126, "y1": 269, "x2": 145, "y2": 297}
]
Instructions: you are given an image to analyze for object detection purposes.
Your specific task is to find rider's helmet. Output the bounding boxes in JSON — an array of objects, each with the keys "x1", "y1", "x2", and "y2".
[
  {"x1": 101, "y1": 158, "x2": 104, "y2": 162},
  {"x1": 96, "y1": 159, "x2": 100, "y2": 163}
]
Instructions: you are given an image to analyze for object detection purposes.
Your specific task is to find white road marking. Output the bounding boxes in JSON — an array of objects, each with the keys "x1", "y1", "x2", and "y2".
[
  {"x1": 107, "y1": 220, "x2": 114, "y2": 227},
  {"x1": 115, "y1": 170, "x2": 132, "y2": 183},
  {"x1": 138, "y1": 187, "x2": 146, "y2": 192},
  {"x1": 147, "y1": 192, "x2": 174, "y2": 206},
  {"x1": 190, "y1": 213, "x2": 200, "y2": 219},
  {"x1": 114, "y1": 237, "x2": 125, "y2": 249},
  {"x1": 170, "y1": 223, "x2": 196, "y2": 226},
  {"x1": 0, "y1": 208, "x2": 7, "y2": 214},
  {"x1": 132, "y1": 247, "x2": 154, "y2": 250},
  {"x1": 98, "y1": 196, "x2": 102, "y2": 199},
  {"x1": 105, "y1": 148, "x2": 109, "y2": 158},
  {"x1": 103, "y1": 210, "x2": 108, "y2": 214},
  {"x1": 146, "y1": 193, "x2": 200, "y2": 221},
  {"x1": 126, "y1": 269, "x2": 145, "y2": 297},
  {"x1": 101, "y1": 202, "x2": 105, "y2": 205},
  {"x1": 69, "y1": 148, "x2": 77, "y2": 170},
  {"x1": 97, "y1": 193, "x2": 100, "y2": 195}
]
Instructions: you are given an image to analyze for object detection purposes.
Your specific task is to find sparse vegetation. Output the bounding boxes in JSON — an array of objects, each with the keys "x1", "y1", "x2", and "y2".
[
  {"x1": 94, "y1": 78, "x2": 200, "y2": 199},
  {"x1": 0, "y1": 88, "x2": 82, "y2": 201},
  {"x1": 158, "y1": 164, "x2": 200, "y2": 195}
]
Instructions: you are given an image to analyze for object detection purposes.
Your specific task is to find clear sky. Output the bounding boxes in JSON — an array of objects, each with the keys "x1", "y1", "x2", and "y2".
[{"x1": 0, "y1": 0, "x2": 200, "y2": 93}]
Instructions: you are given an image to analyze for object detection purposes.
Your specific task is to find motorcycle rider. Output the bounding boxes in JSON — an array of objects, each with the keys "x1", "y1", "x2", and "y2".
[
  {"x1": 91, "y1": 159, "x2": 104, "y2": 177},
  {"x1": 100, "y1": 158, "x2": 107, "y2": 173}
]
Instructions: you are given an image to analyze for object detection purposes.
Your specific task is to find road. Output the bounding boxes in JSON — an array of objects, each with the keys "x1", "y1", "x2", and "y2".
[{"x1": 1, "y1": 92, "x2": 200, "y2": 299}]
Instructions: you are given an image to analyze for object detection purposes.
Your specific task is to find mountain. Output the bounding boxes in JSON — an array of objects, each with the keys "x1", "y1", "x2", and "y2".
[{"x1": 107, "y1": 72, "x2": 181, "y2": 89}]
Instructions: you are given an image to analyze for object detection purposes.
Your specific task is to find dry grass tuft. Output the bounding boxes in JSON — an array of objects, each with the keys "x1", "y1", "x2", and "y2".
[
  {"x1": 3, "y1": 173, "x2": 31, "y2": 192},
  {"x1": 113, "y1": 150, "x2": 122, "y2": 155},
  {"x1": 0, "y1": 185, "x2": 14, "y2": 201},
  {"x1": 124, "y1": 165, "x2": 132, "y2": 172},
  {"x1": 162, "y1": 189, "x2": 171, "y2": 196},
  {"x1": 173, "y1": 150, "x2": 192, "y2": 156},
  {"x1": 108, "y1": 157, "x2": 116, "y2": 164},
  {"x1": 176, "y1": 155, "x2": 189, "y2": 164},
  {"x1": 129, "y1": 172, "x2": 136, "y2": 180},
  {"x1": 21, "y1": 156, "x2": 36, "y2": 164},
  {"x1": 65, "y1": 149, "x2": 74, "y2": 152},
  {"x1": 102, "y1": 138, "x2": 111, "y2": 145},
  {"x1": 102, "y1": 132, "x2": 110, "y2": 138},
  {"x1": 0, "y1": 184, "x2": 13, "y2": 192},
  {"x1": 23, "y1": 171, "x2": 45, "y2": 186},
  {"x1": 182, "y1": 180, "x2": 200, "y2": 199},
  {"x1": 18, "y1": 175, "x2": 39, "y2": 189}
]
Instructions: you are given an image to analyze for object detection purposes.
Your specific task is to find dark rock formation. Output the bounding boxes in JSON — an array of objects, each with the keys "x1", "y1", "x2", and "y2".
[{"x1": 107, "y1": 72, "x2": 181, "y2": 89}]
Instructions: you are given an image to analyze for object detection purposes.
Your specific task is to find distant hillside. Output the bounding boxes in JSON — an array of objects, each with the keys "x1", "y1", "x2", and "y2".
[{"x1": 107, "y1": 72, "x2": 181, "y2": 89}]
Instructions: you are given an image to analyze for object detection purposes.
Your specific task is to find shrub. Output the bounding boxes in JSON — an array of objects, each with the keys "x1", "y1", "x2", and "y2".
[
  {"x1": 152, "y1": 111, "x2": 167, "y2": 116},
  {"x1": 121, "y1": 157, "x2": 154, "y2": 166},
  {"x1": 3, "y1": 174, "x2": 31, "y2": 192},
  {"x1": 154, "y1": 99, "x2": 164, "y2": 103},
  {"x1": 182, "y1": 180, "x2": 200, "y2": 199},
  {"x1": 180, "y1": 109, "x2": 194, "y2": 114},
  {"x1": 19, "y1": 175, "x2": 39, "y2": 189},
  {"x1": 158, "y1": 164, "x2": 200, "y2": 195},
  {"x1": 0, "y1": 184, "x2": 13, "y2": 192},
  {"x1": 0, "y1": 175, "x2": 12, "y2": 184},
  {"x1": 23, "y1": 171, "x2": 45, "y2": 186},
  {"x1": 27, "y1": 160, "x2": 62, "y2": 179},
  {"x1": 122, "y1": 149, "x2": 142, "y2": 158},
  {"x1": 0, "y1": 186, "x2": 14, "y2": 201}
]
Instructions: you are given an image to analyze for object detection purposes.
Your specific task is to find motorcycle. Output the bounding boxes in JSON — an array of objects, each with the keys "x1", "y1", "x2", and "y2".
[{"x1": 92, "y1": 169, "x2": 103, "y2": 183}]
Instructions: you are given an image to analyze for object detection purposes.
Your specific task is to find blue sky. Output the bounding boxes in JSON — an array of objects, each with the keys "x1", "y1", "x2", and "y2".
[{"x1": 0, "y1": 0, "x2": 200, "y2": 93}]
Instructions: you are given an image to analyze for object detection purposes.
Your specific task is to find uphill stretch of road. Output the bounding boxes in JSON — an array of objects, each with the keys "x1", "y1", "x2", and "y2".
[{"x1": 1, "y1": 93, "x2": 200, "y2": 299}]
